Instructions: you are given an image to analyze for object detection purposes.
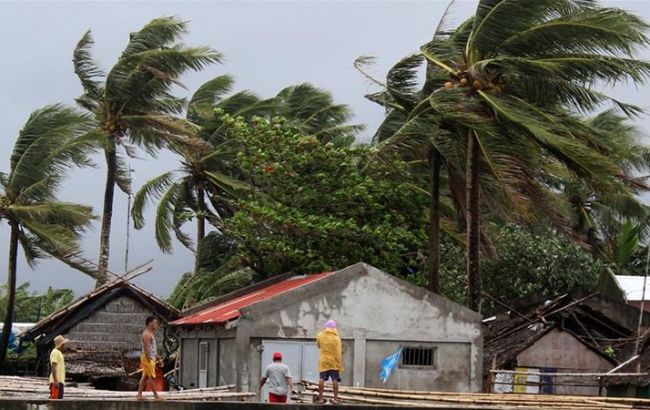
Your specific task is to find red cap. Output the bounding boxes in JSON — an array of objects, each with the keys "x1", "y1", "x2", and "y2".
[{"x1": 272, "y1": 352, "x2": 282, "y2": 360}]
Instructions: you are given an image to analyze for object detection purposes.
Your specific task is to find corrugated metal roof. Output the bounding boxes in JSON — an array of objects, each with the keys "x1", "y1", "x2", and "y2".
[
  {"x1": 614, "y1": 275, "x2": 650, "y2": 301},
  {"x1": 171, "y1": 272, "x2": 334, "y2": 326}
]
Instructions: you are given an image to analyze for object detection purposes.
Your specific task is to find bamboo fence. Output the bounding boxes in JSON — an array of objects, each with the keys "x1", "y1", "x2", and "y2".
[{"x1": 298, "y1": 380, "x2": 650, "y2": 409}]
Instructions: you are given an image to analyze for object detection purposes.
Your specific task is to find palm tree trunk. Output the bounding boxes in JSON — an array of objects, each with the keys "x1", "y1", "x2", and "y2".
[
  {"x1": 197, "y1": 184, "x2": 206, "y2": 245},
  {"x1": 466, "y1": 131, "x2": 481, "y2": 311},
  {"x1": 428, "y1": 147, "x2": 441, "y2": 293},
  {"x1": 0, "y1": 224, "x2": 19, "y2": 373},
  {"x1": 195, "y1": 184, "x2": 206, "y2": 272},
  {"x1": 97, "y1": 139, "x2": 117, "y2": 286}
]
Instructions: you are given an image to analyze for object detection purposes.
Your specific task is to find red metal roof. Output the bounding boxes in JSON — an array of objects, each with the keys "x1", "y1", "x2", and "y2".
[{"x1": 171, "y1": 272, "x2": 334, "y2": 326}]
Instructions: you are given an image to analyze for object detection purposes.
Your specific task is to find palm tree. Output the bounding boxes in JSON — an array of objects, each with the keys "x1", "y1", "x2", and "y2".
[
  {"x1": 131, "y1": 75, "x2": 252, "y2": 258},
  {"x1": 0, "y1": 105, "x2": 95, "y2": 371},
  {"x1": 72, "y1": 17, "x2": 221, "y2": 285},
  {"x1": 373, "y1": 1, "x2": 650, "y2": 310}
]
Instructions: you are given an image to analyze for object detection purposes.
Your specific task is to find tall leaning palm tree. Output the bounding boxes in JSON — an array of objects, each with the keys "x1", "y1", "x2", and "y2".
[
  {"x1": 375, "y1": 0, "x2": 650, "y2": 310},
  {"x1": 0, "y1": 105, "x2": 95, "y2": 371},
  {"x1": 72, "y1": 17, "x2": 221, "y2": 285}
]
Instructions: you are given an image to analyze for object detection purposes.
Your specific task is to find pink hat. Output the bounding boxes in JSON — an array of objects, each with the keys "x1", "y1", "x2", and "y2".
[{"x1": 326, "y1": 320, "x2": 337, "y2": 329}]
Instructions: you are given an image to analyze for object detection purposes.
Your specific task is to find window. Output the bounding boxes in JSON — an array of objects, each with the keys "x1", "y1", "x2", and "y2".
[{"x1": 401, "y1": 346, "x2": 436, "y2": 368}]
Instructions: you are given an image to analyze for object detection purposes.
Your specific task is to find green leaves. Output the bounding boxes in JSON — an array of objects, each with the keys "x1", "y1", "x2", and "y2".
[
  {"x1": 9, "y1": 105, "x2": 94, "y2": 198},
  {"x1": 223, "y1": 117, "x2": 427, "y2": 278},
  {"x1": 187, "y1": 75, "x2": 235, "y2": 124},
  {"x1": 73, "y1": 30, "x2": 104, "y2": 111}
]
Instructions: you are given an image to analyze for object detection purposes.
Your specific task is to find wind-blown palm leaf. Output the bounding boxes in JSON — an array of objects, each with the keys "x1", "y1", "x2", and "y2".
[
  {"x1": 131, "y1": 170, "x2": 176, "y2": 229},
  {"x1": 153, "y1": 180, "x2": 186, "y2": 253},
  {"x1": 9, "y1": 105, "x2": 94, "y2": 193},
  {"x1": 73, "y1": 30, "x2": 104, "y2": 110},
  {"x1": 187, "y1": 75, "x2": 234, "y2": 123}
]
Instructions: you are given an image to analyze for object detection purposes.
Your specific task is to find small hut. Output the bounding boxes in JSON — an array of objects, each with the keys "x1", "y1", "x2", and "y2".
[
  {"x1": 21, "y1": 275, "x2": 180, "y2": 389},
  {"x1": 484, "y1": 293, "x2": 639, "y2": 396}
]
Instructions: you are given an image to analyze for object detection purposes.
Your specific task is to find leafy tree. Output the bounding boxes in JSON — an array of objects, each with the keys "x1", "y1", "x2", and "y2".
[
  {"x1": 72, "y1": 17, "x2": 221, "y2": 284},
  {"x1": 224, "y1": 115, "x2": 427, "y2": 277},
  {"x1": 373, "y1": 1, "x2": 650, "y2": 310},
  {"x1": 0, "y1": 283, "x2": 74, "y2": 323},
  {"x1": 0, "y1": 105, "x2": 95, "y2": 371},
  {"x1": 409, "y1": 224, "x2": 602, "y2": 314}
]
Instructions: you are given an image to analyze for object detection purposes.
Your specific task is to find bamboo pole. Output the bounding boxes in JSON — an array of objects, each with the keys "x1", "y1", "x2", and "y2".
[{"x1": 302, "y1": 380, "x2": 650, "y2": 409}]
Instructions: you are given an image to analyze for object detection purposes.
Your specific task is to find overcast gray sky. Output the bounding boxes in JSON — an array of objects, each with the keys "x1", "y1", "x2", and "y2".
[{"x1": 1, "y1": 1, "x2": 649, "y2": 299}]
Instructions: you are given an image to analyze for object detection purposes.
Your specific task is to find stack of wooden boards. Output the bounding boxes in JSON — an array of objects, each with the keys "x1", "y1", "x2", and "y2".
[
  {"x1": 0, "y1": 376, "x2": 255, "y2": 401},
  {"x1": 299, "y1": 381, "x2": 650, "y2": 409}
]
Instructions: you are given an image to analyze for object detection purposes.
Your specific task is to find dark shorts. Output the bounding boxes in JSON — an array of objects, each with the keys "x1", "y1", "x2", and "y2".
[
  {"x1": 49, "y1": 383, "x2": 64, "y2": 399},
  {"x1": 319, "y1": 370, "x2": 341, "y2": 382},
  {"x1": 269, "y1": 392, "x2": 288, "y2": 403}
]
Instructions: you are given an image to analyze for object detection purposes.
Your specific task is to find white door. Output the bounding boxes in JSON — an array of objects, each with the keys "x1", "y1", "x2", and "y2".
[
  {"x1": 302, "y1": 342, "x2": 320, "y2": 383},
  {"x1": 198, "y1": 342, "x2": 208, "y2": 388},
  {"x1": 260, "y1": 340, "x2": 306, "y2": 402}
]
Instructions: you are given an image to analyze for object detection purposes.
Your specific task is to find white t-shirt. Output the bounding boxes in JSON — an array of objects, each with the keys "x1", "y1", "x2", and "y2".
[{"x1": 264, "y1": 362, "x2": 292, "y2": 396}]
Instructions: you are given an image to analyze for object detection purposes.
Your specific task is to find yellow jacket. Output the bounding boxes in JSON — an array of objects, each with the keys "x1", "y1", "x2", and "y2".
[{"x1": 317, "y1": 328, "x2": 343, "y2": 372}]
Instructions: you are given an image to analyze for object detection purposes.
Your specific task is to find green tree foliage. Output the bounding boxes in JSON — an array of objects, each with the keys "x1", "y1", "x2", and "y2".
[
  {"x1": 224, "y1": 116, "x2": 427, "y2": 277},
  {"x1": 0, "y1": 283, "x2": 74, "y2": 323},
  {"x1": 72, "y1": 17, "x2": 221, "y2": 284},
  {"x1": 132, "y1": 80, "x2": 363, "y2": 261},
  {"x1": 409, "y1": 224, "x2": 602, "y2": 314},
  {"x1": 0, "y1": 105, "x2": 95, "y2": 371},
  {"x1": 370, "y1": 0, "x2": 650, "y2": 310}
]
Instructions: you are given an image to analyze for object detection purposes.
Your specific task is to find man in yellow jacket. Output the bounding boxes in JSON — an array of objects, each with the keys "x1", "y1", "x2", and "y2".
[{"x1": 316, "y1": 320, "x2": 343, "y2": 403}]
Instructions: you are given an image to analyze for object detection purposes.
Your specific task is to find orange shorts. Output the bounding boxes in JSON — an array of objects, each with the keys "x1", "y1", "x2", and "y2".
[{"x1": 140, "y1": 354, "x2": 156, "y2": 378}]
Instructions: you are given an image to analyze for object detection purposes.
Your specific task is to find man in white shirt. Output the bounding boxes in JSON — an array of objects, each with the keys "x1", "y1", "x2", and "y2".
[{"x1": 259, "y1": 352, "x2": 293, "y2": 403}]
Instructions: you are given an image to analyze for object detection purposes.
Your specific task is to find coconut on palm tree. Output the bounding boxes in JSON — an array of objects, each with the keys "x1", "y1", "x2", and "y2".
[
  {"x1": 0, "y1": 105, "x2": 96, "y2": 371},
  {"x1": 72, "y1": 17, "x2": 221, "y2": 285}
]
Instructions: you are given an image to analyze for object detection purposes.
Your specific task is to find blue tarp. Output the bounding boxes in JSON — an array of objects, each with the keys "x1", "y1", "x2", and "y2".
[
  {"x1": 379, "y1": 347, "x2": 403, "y2": 384},
  {"x1": 0, "y1": 330, "x2": 23, "y2": 353}
]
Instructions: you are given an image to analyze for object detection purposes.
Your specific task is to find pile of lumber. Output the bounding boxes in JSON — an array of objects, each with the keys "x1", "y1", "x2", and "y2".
[
  {"x1": 0, "y1": 376, "x2": 255, "y2": 401},
  {"x1": 299, "y1": 381, "x2": 650, "y2": 409}
]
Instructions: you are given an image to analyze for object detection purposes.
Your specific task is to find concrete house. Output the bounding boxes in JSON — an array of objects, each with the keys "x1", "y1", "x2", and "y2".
[
  {"x1": 171, "y1": 263, "x2": 483, "y2": 395},
  {"x1": 22, "y1": 277, "x2": 180, "y2": 387}
]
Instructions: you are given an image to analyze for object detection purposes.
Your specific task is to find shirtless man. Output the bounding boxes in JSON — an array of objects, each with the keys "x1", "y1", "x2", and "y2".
[{"x1": 136, "y1": 316, "x2": 161, "y2": 400}]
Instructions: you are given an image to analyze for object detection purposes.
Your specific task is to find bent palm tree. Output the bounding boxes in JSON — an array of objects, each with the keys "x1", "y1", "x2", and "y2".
[
  {"x1": 375, "y1": 1, "x2": 650, "y2": 310},
  {"x1": 72, "y1": 17, "x2": 221, "y2": 285},
  {"x1": 0, "y1": 105, "x2": 95, "y2": 371}
]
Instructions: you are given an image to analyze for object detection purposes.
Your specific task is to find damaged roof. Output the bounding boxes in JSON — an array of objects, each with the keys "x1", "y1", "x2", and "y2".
[
  {"x1": 171, "y1": 272, "x2": 335, "y2": 326},
  {"x1": 483, "y1": 293, "x2": 632, "y2": 375}
]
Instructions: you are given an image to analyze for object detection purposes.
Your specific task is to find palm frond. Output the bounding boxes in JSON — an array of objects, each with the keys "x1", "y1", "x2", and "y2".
[
  {"x1": 154, "y1": 180, "x2": 186, "y2": 253},
  {"x1": 9, "y1": 105, "x2": 94, "y2": 195},
  {"x1": 187, "y1": 75, "x2": 235, "y2": 123},
  {"x1": 131, "y1": 171, "x2": 176, "y2": 229},
  {"x1": 73, "y1": 30, "x2": 104, "y2": 110},
  {"x1": 499, "y1": 7, "x2": 649, "y2": 57}
]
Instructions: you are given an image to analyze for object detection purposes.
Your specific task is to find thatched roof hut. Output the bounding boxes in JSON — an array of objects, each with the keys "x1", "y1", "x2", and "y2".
[{"x1": 21, "y1": 277, "x2": 179, "y2": 385}]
